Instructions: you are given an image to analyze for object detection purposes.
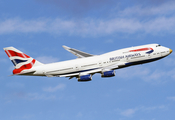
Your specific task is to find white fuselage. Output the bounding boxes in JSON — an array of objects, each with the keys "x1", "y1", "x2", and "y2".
[{"x1": 30, "y1": 44, "x2": 171, "y2": 77}]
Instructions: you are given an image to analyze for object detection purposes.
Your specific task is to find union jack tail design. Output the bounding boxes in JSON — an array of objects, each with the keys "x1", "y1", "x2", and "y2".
[{"x1": 3, "y1": 47, "x2": 44, "y2": 74}]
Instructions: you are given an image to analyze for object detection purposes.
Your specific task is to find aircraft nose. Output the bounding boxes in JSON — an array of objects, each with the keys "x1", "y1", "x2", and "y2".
[{"x1": 169, "y1": 49, "x2": 173, "y2": 54}]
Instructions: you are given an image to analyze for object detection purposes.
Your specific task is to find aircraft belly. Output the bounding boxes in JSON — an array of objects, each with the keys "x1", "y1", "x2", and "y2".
[{"x1": 125, "y1": 56, "x2": 165, "y2": 66}]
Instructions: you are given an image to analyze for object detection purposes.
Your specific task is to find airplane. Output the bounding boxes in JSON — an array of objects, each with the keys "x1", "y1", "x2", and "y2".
[{"x1": 3, "y1": 44, "x2": 173, "y2": 82}]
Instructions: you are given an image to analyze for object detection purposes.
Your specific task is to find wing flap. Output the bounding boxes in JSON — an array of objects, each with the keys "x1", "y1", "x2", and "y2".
[
  {"x1": 59, "y1": 68, "x2": 102, "y2": 77},
  {"x1": 59, "y1": 73, "x2": 80, "y2": 77}
]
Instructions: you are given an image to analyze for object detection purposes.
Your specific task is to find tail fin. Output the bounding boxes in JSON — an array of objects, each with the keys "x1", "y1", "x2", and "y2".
[{"x1": 3, "y1": 47, "x2": 44, "y2": 74}]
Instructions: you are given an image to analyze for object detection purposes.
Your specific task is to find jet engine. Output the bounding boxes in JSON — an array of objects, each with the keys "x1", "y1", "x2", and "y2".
[
  {"x1": 101, "y1": 70, "x2": 115, "y2": 77},
  {"x1": 78, "y1": 74, "x2": 92, "y2": 82}
]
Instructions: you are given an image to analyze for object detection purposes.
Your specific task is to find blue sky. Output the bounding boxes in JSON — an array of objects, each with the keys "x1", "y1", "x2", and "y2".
[{"x1": 1, "y1": 0, "x2": 175, "y2": 120}]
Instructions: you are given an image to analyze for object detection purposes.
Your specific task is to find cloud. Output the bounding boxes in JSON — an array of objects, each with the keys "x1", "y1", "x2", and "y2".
[
  {"x1": 1, "y1": 1, "x2": 175, "y2": 36},
  {"x1": 4, "y1": 92, "x2": 62, "y2": 101},
  {"x1": 37, "y1": 0, "x2": 173, "y2": 17},
  {"x1": 144, "y1": 68, "x2": 175, "y2": 83},
  {"x1": 36, "y1": 56, "x2": 59, "y2": 64},
  {"x1": 135, "y1": 0, "x2": 173, "y2": 5},
  {"x1": 14, "y1": 92, "x2": 56, "y2": 100},
  {"x1": 117, "y1": 105, "x2": 166, "y2": 117},
  {"x1": 22, "y1": 114, "x2": 34, "y2": 120},
  {"x1": 116, "y1": 65, "x2": 150, "y2": 79},
  {"x1": 76, "y1": 112, "x2": 83, "y2": 118},
  {"x1": 115, "y1": 57, "x2": 175, "y2": 84},
  {"x1": 105, "y1": 39, "x2": 114, "y2": 43},
  {"x1": 140, "y1": 105, "x2": 166, "y2": 111},
  {"x1": 167, "y1": 96, "x2": 175, "y2": 101},
  {"x1": 118, "y1": 1, "x2": 175, "y2": 17},
  {"x1": 1, "y1": 17, "x2": 175, "y2": 36},
  {"x1": 164, "y1": 53, "x2": 175, "y2": 66},
  {"x1": 0, "y1": 58, "x2": 8, "y2": 63},
  {"x1": 43, "y1": 84, "x2": 66, "y2": 92},
  {"x1": 6, "y1": 82, "x2": 25, "y2": 88},
  {"x1": 120, "y1": 108, "x2": 136, "y2": 117},
  {"x1": 36, "y1": 0, "x2": 116, "y2": 16},
  {"x1": 0, "y1": 18, "x2": 48, "y2": 34},
  {"x1": 26, "y1": 93, "x2": 56, "y2": 100},
  {"x1": 4, "y1": 92, "x2": 56, "y2": 100}
]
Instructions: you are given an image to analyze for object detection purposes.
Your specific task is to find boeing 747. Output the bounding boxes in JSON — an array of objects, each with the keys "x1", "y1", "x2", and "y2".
[{"x1": 4, "y1": 44, "x2": 172, "y2": 81}]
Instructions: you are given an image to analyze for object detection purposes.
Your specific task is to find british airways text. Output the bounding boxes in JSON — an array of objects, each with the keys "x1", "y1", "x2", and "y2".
[{"x1": 110, "y1": 53, "x2": 141, "y2": 61}]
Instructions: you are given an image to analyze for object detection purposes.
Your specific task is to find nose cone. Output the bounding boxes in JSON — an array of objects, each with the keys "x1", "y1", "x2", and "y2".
[{"x1": 169, "y1": 49, "x2": 173, "y2": 54}]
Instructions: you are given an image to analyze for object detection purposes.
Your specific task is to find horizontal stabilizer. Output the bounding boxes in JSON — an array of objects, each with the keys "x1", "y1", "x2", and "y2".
[{"x1": 10, "y1": 70, "x2": 36, "y2": 76}]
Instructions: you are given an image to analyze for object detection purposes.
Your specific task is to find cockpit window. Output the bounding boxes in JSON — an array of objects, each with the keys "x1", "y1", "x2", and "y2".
[{"x1": 156, "y1": 44, "x2": 161, "y2": 47}]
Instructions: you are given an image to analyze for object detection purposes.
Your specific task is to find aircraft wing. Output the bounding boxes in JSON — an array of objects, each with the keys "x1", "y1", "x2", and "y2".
[
  {"x1": 58, "y1": 62, "x2": 126, "y2": 79},
  {"x1": 62, "y1": 45, "x2": 94, "y2": 58},
  {"x1": 58, "y1": 68, "x2": 102, "y2": 79}
]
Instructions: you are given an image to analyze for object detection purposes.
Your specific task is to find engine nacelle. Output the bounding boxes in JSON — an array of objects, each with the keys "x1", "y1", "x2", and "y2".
[
  {"x1": 78, "y1": 74, "x2": 92, "y2": 82},
  {"x1": 101, "y1": 70, "x2": 115, "y2": 77}
]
